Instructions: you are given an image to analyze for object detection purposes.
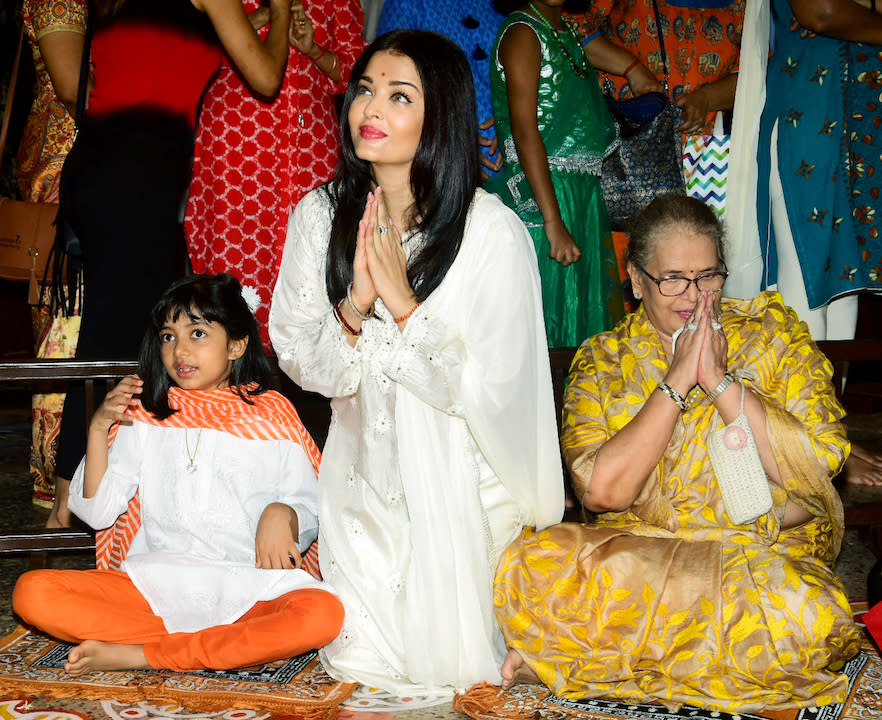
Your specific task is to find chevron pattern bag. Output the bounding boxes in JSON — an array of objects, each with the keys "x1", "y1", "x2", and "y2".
[{"x1": 683, "y1": 113, "x2": 730, "y2": 216}]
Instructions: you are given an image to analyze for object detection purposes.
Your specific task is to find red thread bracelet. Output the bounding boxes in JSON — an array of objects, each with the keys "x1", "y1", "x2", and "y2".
[
  {"x1": 394, "y1": 303, "x2": 421, "y2": 324},
  {"x1": 623, "y1": 58, "x2": 640, "y2": 76}
]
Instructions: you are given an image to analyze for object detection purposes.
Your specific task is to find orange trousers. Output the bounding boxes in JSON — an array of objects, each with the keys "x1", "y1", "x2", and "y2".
[{"x1": 13, "y1": 568, "x2": 344, "y2": 672}]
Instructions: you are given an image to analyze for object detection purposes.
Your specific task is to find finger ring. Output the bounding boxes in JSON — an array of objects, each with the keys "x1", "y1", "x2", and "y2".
[
  {"x1": 378, "y1": 225, "x2": 388, "y2": 235},
  {"x1": 686, "y1": 322, "x2": 697, "y2": 331},
  {"x1": 711, "y1": 320, "x2": 722, "y2": 331}
]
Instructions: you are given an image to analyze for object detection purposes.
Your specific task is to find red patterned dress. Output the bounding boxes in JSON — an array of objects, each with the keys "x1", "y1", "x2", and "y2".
[{"x1": 184, "y1": 0, "x2": 364, "y2": 351}]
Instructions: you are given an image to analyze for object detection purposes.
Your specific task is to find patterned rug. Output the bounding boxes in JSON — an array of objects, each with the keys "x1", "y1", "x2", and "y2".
[
  {"x1": 0, "y1": 625, "x2": 356, "y2": 718},
  {"x1": 454, "y1": 607, "x2": 882, "y2": 720}
]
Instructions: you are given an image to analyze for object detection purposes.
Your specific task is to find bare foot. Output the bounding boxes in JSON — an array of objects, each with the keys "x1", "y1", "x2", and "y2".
[
  {"x1": 500, "y1": 648, "x2": 541, "y2": 691},
  {"x1": 64, "y1": 640, "x2": 149, "y2": 676},
  {"x1": 46, "y1": 477, "x2": 73, "y2": 528},
  {"x1": 844, "y1": 444, "x2": 882, "y2": 486},
  {"x1": 852, "y1": 442, "x2": 882, "y2": 466}
]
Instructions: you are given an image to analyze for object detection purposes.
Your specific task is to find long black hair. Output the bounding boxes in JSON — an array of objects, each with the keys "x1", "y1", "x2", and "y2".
[
  {"x1": 324, "y1": 30, "x2": 480, "y2": 305},
  {"x1": 138, "y1": 274, "x2": 273, "y2": 419}
]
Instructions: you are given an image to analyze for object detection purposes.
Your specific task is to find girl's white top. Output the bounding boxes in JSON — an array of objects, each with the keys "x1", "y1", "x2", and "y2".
[
  {"x1": 269, "y1": 187, "x2": 564, "y2": 694},
  {"x1": 69, "y1": 422, "x2": 330, "y2": 633}
]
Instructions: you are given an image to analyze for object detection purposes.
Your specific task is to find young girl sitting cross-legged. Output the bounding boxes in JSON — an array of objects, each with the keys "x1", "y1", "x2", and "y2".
[{"x1": 13, "y1": 273, "x2": 344, "y2": 675}]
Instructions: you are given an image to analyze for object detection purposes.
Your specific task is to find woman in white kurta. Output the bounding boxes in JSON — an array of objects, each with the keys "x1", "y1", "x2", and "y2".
[{"x1": 269, "y1": 30, "x2": 564, "y2": 695}]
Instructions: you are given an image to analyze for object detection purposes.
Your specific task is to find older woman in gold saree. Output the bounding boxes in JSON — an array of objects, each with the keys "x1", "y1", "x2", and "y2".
[{"x1": 494, "y1": 195, "x2": 861, "y2": 713}]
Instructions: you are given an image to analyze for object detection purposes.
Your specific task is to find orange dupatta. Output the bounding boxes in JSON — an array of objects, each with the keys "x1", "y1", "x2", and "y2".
[{"x1": 96, "y1": 385, "x2": 323, "y2": 579}]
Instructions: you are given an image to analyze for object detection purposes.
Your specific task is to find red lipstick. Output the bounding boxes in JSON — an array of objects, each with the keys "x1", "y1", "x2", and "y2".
[{"x1": 359, "y1": 125, "x2": 386, "y2": 140}]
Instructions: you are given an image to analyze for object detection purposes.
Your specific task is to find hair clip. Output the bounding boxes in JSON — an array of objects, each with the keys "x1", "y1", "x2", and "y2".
[{"x1": 240, "y1": 285, "x2": 261, "y2": 314}]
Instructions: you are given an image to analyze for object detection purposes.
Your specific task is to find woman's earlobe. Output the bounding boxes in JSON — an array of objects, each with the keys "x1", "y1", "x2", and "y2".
[{"x1": 626, "y1": 266, "x2": 641, "y2": 299}]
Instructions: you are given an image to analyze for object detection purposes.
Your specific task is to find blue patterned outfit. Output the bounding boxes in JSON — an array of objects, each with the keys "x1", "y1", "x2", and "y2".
[
  {"x1": 376, "y1": 0, "x2": 504, "y2": 174},
  {"x1": 756, "y1": 0, "x2": 882, "y2": 307}
]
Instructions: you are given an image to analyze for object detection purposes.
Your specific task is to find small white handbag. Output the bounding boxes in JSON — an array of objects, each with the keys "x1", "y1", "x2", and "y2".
[{"x1": 706, "y1": 381, "x2": 774, "y2": 525}]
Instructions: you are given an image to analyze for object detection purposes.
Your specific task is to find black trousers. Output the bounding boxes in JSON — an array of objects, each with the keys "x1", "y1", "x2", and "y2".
[{"x1": 55, "y1": 111, "x2": 193, "y2": 479}]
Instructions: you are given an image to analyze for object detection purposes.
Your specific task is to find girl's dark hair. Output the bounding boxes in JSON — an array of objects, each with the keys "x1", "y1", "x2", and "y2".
[
  {"x1": 138, "y1": 273, "x2": 273, "y2": 419},
  {"x1": 624, "y1": 194, "x2": 727, "y2": 270},
  {"x1": 324, "y1": 30, "x2": 480, "y2": 305}
]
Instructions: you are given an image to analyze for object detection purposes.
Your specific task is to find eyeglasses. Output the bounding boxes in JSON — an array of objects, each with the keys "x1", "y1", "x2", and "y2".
[{"x1": 637, "y1": 265, "x2": 728, "y2": 297}]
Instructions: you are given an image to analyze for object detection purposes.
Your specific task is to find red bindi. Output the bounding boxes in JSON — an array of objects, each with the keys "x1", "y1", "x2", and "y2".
[{"x1": 381, "y1": 72, "x2": 385, "y2": 77}]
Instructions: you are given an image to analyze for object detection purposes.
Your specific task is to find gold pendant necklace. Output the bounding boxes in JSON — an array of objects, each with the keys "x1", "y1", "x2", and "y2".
[{"x1": 185, "y1": 428, "x2": 203, "y2": 473}]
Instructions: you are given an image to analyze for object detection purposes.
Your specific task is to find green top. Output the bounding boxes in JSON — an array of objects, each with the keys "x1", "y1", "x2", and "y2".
[{"x1": 488, "y1": 11, "x2": 617, "y2": 223}]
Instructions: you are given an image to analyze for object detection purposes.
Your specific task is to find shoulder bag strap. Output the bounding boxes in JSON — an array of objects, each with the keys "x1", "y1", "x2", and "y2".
[{"x1": 650, "y1": 0, "x2": 671, "y2": 98}]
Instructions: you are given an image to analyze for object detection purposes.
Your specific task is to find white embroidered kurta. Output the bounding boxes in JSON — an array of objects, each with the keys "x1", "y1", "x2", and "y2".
[
  {"x1": 269, "y1": 187, "x2": 565, "y2": 694},
  {"x1": 69, "y1": 422, "x2": 330, "y2": 634}
]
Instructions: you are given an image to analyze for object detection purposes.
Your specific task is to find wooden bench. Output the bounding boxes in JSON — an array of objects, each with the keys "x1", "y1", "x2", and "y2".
[
  {"x1": 2, "y1": 341, "x2": 880, "y2": 558},
  {"x1": 0, "y1": 358, "x2": 330, "y2": 558},
  {"x1": 0, "y1": 359, "x2": 138, "y2": 556}
]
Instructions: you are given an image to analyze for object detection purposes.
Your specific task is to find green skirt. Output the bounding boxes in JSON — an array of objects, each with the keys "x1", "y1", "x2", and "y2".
[{"x1": 528, "y1": 171, "x2": 623, "y2": 348}]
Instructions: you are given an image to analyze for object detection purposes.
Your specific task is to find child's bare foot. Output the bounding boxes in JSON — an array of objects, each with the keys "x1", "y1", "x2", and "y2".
[
  {"x1": 64, "y1": 640, "x2": 149, "y2": 676},
  {"x1": 500, "y1": 648, "x2": 541, "y2": 691},
  {"x1": 844, "y1": 443, "x2": 882, "y2": 486}
]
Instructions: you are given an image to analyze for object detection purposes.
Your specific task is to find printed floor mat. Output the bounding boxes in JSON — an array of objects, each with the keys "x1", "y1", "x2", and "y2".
[
  {"x1": 454, "y1": 609, "x2": 881, "y2": 720},
  {"x1": 0, "y1": 625, "x2": 356, "y2": 717}
]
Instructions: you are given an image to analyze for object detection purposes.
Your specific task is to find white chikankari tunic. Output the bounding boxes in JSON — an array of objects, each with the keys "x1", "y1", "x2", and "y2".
[
  {"x1": 69, "y1": 421, "x2": 331, "y2": 633},
  {"x1": 269, "y1": 186, "x2": 564, "y2": 694}
]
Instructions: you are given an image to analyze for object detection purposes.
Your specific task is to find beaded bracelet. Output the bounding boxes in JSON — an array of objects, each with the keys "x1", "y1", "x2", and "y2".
[
  {"x1": 333, "y1": 301, "x2": 361, "y2": 337},
  {"x1": 346, "y1": 282, "x2": 375, "y2": 321},
  {"x1": 394, "y1": 303, "x2": 421, "y2": 324},
  {"x1": 656, "y1": 381, "x2": 688, "y2": 411}
]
